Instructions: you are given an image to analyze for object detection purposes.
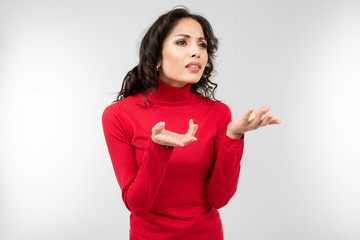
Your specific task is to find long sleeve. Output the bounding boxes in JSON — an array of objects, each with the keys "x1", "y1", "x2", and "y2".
[
  {"x1": 205, "y1": 104, "x2": 244, "y2": 209},
  {"x1": 102, "y1": 104, "x2": 173, "y2": 217}
]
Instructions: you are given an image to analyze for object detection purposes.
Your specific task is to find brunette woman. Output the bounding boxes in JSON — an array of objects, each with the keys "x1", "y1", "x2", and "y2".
[{"x1": 102, "y1": 7, "x2": 281, "y2": 240}]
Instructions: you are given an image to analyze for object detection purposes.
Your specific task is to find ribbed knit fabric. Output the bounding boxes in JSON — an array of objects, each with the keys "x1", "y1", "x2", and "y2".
[{"x1": 102, "y1": 79, "x2": 244, "y2": 240}]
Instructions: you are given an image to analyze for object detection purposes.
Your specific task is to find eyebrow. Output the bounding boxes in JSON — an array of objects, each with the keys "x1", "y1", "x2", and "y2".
[{"x1": 174, "y1": 34, "x2": 207, "y2": 42}]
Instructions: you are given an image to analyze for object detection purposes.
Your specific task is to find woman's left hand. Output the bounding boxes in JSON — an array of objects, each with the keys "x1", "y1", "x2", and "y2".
[{"x1": 226, "y1": 105, "x2": 281, "y2": 139}]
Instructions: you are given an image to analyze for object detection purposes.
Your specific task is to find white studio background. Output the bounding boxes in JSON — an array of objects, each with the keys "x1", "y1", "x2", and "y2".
[{"x1": 0, "y1": 0, "x2": 359, "y2": 239}]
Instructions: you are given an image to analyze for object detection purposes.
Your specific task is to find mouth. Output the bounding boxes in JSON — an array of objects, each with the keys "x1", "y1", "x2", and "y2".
[
  {"x1": 186, "y1": 62, "x2": 202, "y2": 68},
  {"x1": 185, "y1": 62, "x2": 202, "y2": 72}
]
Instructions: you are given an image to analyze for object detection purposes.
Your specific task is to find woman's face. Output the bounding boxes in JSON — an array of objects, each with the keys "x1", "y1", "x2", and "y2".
[{"x1": 158, "y1": 18, "x2": 208, "y2": 88}]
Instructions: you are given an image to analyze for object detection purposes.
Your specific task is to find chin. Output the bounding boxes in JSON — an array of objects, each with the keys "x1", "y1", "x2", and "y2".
[
  {"x1": 184, "y1": 75, "x2": 202, "y2": 84},
  {"x1": 160, "y1": 73, "x2": 202, "y2": 87}
]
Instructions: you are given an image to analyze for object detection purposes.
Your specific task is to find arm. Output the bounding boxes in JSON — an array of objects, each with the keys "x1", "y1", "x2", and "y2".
[
  {"x1": 206, "y1": 105, "x2": 282, "y2": 209},
  {"x1": 205, "y1": 105, "x2": 244, "y2": 209},
  {"x1": 102, "y1": 105, "x2": 173, "y2": 217}
]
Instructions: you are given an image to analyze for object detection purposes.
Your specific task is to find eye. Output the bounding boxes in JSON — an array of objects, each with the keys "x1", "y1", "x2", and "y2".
[
  {"x1": 176, "y1": 40, "x2": 187, "y2": 45},
  {"x1": 199, "y1": 42, "x2": 207, "y2": 49}
]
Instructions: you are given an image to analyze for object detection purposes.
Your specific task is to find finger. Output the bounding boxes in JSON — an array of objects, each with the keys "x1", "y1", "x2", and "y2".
[
  {"x1": 189, "y1": 125, "x2": 199, "y2": 137},
  {"x1": 187, "y1": 119, "x2": 198, "y2": 137},
  {"x1": 180, "y1": 119, "x2": 198, "y2": 145},
  {"x1": 258, "y1": 113, "x2": 273, "y2": 127},
  {"x1": 189, "y1": 118, "x2": 194, "y2": 126},
  {"x1": 248, "y1": 110, "x2": 256, "y2": 121},
  {"x1": 182, "y1": 136, "x2": 197, "y2": 146},
  {"x1": 237, "y1": 108, "x2": 254, "y2": 122},
  {"x1": 268, "y1": 118, "x2": 282, "y2": 125},
  {"x1": 152, "y1": 121, "x2": 165, "y2": 135},
  {"x1": 249, "y1": 110, "x2": 264, "y2": 127},
  {"x1": 259, "y1": 105, "x2": 271, "y2": 116},
  {"x1": 250, "y1": 106, "x2": 271, "y2": 127}
]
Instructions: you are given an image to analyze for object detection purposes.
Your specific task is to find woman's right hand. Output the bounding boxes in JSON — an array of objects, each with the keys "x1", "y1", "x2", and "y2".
[{"x1": 151, "y1": 119, "x2": 198, "y2": 147}]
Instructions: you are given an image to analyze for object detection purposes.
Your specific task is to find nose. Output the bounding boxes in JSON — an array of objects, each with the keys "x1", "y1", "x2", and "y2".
[
  {"x1": 189, "y1": 43, "x2": 200, "y2": 58},
  {"x1": 191, "y1": 53, "x2": 200, "y2": 58}
]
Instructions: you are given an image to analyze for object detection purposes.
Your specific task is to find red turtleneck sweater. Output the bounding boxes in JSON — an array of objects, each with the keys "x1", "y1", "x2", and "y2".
[{"x1": 102, "y1": 79, "x2": 244, "y2": 240}]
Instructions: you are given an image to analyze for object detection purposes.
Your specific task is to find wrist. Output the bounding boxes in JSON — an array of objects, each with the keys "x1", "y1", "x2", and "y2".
[{"x1": 226, "y1": 128, "x2": 244, "y2": 139}]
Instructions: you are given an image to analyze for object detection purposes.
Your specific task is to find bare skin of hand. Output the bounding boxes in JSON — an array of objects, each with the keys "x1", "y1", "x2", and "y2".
[
  {"x1": 226, "y1": 105, "x2": 282, "y2": 139},
  {"x1": 151, "y1": 119, "x2": 198, "y2": 147}
]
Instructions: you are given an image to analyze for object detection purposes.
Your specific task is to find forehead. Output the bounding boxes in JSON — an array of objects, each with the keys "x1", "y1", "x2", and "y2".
[{"x1": 168, "y1": 18, "x2": 205, "y2": 37}]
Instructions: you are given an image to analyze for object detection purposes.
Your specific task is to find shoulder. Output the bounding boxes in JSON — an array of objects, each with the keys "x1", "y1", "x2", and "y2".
[
  {"x1": 102, "y1": 94, "x2": 144, "y2": 123},
  {"x1": 194, "y1": 98, "x2": 233, "y2": 131},
  {"x1": 103, "y1": 93, "x2": 144, "y2": 113},
  {"x1": 194, "y1": 94, "x2": 231, "y2": 115},
  {"x1": 102, "y1": 97, "x2": 140, "y2": 138},
  {"x1": 102, "y1": 101, "x2": 123, "y2": 128},
  {"x1": 200, "y1": 97, "x2": 233, "y2": 128},
  {"x1": 211, "y1": 101, "x2": 232, "y2": 124},
  {"x1": 212, "y1": 101, "x2": 231, "y2": 113}
]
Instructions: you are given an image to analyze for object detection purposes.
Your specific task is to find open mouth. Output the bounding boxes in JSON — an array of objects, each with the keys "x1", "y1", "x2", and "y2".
[{"x1": 186, "y1": 65, "x2": 201, "y2": 69}]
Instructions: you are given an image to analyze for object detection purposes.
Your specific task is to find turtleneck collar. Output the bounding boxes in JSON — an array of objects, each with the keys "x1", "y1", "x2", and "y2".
[{"x1": 148, "y1": 78, "x2": 193, "y2": 105}]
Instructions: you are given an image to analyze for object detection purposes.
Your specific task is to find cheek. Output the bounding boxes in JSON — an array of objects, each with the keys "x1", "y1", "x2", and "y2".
[
  {"x1": 163, "y1": 47, "x2": 183, "y2": 67},
  {"x1": 204, "y1": 52, "x2": 209, "y2": 63}
]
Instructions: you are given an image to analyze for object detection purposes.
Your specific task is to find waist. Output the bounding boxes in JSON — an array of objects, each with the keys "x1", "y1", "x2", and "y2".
[{"x1": 130, "y1": 207, "x2": 223, "y2": 240}]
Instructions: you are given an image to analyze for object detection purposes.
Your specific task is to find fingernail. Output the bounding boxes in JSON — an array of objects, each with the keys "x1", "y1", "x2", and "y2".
[{"x1": 159, "y1": 122, "x2": 165, "y2": 127}]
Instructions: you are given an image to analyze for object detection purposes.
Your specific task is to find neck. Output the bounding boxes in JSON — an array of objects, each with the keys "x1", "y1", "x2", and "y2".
[{"x1": 148, "y1": 78, "x2": 193, "y2": 104}]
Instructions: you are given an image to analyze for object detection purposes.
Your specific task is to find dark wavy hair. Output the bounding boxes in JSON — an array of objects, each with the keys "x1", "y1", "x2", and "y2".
[{"x1": 115, "y1": 6, "x2": 219, "y2": 105}]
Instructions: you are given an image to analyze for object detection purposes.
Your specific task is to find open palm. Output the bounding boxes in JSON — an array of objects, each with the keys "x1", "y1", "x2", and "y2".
[
  {"x1": 226, "y1": 105, "x2": 281, "y2": 139},
  {"x1": 151, "y1": 119, "x2": 198, "y2": 147}
]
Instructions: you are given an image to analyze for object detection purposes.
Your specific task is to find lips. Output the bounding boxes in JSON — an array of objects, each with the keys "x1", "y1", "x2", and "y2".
[
  {"x1": 185, "y1": 62, "x2": 202, "y2": 73},
  {"x1": 185, "y1": 62, "x2": 202, "y2": 69}
]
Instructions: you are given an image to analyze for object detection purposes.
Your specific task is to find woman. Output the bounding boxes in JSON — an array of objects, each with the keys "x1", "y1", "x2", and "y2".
[{"x1": 102, "y1": 7, "x2": 281, "y2": 240}]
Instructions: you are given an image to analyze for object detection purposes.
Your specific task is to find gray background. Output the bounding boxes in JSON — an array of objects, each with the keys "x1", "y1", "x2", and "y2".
[{"x1": 1, "y1": 0, "x2": 359, "y2": 239}]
